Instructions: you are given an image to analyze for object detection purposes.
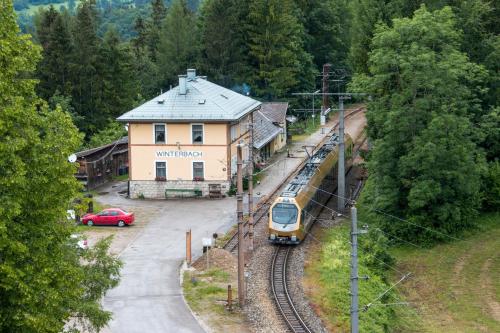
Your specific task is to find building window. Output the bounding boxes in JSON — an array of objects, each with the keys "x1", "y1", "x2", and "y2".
[
  {"x1": 230, "y1": 124, "x2": 238, "y2": 141},
  {"x1": 192, "y1": 124, "x2": 203, "y2": 144},
  {"x1": 193, "y1": 162, "x2": 204, "y2": 180},
  {"x1": 156, "y1": 161, "x2": 166, "y2": 180},
  {"x1": 154, "y1": 124, "x2": 166, "y2": 144}
]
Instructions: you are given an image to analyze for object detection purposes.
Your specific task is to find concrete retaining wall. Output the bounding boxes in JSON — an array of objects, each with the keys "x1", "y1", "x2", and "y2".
[{"x1": 129, "y1": 180, "x2": 230, "y2": 199}]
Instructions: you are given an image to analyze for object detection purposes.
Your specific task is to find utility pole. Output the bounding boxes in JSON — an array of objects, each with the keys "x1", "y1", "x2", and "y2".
[
  {"x1": 312, "y1": 89, "x2": 320, "y2": 126},
  {"x1": 338, "y1": 96, "x2": 349, "y2": 211},
  {"x1": 248, "y1": 113, "x2": 254, "y2": 251},
  {"x1": 321, "y1": 63, "x2": 331, "y2": 126},
  {"x1": 350, "y1": 206, "x2": 368, "y2": 333},
  {"x1": 292, "y1": 85, "x2": 366, "y2": 212},
  {"x1": 350, "y1": 206, "x2": 359, "y2": 333},
  {"x1": 236, "y1": 142, "x2": 246, "y2": 306}
]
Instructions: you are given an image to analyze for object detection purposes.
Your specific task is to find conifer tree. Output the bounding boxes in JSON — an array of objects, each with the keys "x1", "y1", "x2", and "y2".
[
  {"x1": 99, "y1": 26, "x2": 138, "y2": 118},
  {"x1": 157, "y1": 0, "x2": 197, "y2": 87},
  {"x1": 71, "y1": 0, "x2": 103, "y2": 134},
  {"x1": 36, "y1": 9, "x2": 73, "y2": 100},
  {"x1": 246, "y1": 0, "x2": 315, "y2": 99},
  {"x1": 299, "y1": 0, "x2": 350, "y2": 69},
  {"x1": 147, "y1": 0, "x2": 166, "y2": 61},
  {"x1": 197, "y1": 0, "x2": 250, "y2": 86},
  {"x1": 348, "y1": 0, "x2": 393, "y2": 74},
  {"x1": 132, "y1": 15, "x2": 148, "y2": 54}
]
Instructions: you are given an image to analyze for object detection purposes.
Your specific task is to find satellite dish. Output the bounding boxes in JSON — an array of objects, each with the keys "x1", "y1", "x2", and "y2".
[{"x1": 68, "y1": 154, "x2": 77, "y2": 163}]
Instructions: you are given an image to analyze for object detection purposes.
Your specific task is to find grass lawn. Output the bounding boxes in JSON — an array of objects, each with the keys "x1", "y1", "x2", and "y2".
[
  {"x1": 183, "y1": 263, "x2": 249, "y2": 332},
  {"x1": 289, "y1": 117, "x2": 322, "y2": 142},
  {"x1": 392, "y1": 212, "x2": 500, "y2": 333},
  {"x1": 113, "y1": 173, "x2": 129, "y2": 181},
  {"x1": 303, "y1": 223, "x2": 417, "y2": 332}
]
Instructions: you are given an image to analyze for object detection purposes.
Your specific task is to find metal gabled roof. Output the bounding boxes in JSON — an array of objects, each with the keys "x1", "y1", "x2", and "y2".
[
  {"x1": 260, "y1": 102, "x2": 288, "y2": 123},
  {"x1": 117, "y1": 76, "x2": 261, "y2": 122},
  {"x1": 76, "y1": 136, "x2": 128, "y2": 158},
  {"x1": 253, "y1": 110, "x2": 282, "y2": 149}
]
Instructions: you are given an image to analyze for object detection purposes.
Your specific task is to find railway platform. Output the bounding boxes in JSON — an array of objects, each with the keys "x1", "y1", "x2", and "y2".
[{"x1": 250, "y1": 105, "x2": 365, "y2": 206}]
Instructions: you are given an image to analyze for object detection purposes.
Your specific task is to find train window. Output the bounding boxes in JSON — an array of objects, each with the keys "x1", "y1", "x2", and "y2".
[{"x1": 272, "y1": 203, "x2": 298, "y2": 224}]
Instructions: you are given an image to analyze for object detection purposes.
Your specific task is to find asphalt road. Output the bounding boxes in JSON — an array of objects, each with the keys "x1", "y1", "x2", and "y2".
[{"x1": 101, "y1": 195, "x2": 235, "y2": 333}]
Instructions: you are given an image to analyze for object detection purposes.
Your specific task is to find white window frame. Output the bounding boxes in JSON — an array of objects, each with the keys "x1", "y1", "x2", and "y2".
[
  {"x1": 153, "y1": 123, "x2": 167, "y2": 144},
  {"x1": 154, "y1": 160, "x2": 167, "y2": 179},
  {"x1": 191, "y1": 123, "x2": 204, "y2": 144},
  {"x1": 191, "y1": 160, "x2": 205, "y2": 180}
]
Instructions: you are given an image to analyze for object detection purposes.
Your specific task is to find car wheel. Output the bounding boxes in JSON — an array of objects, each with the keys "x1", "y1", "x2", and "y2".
[
  {"x1": 87, "y1": 220, "x2": 94, "y2": 227},
  {"x1": 118, "y1": 220, "x2": 125, "y2": 227}
]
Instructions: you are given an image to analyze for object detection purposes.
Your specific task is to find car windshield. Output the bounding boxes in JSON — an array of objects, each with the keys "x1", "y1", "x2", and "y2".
[{"x1": 272, "y1": 203, "x2": 298, "y2": 224}]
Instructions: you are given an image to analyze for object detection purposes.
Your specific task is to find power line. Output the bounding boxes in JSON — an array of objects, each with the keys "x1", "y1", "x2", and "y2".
[
  {"x1": 362, "y1": 273, "x2": 412, "y2": 312},
  {"x1": 304, "y1": 218, "x2": 407, "y2": 278},
  {"x1": 309, "y1": 184, "x2": 466, "y2": 244},
  {"x1": 371, "y1": 208, "x2": 462, "y2": 242}
]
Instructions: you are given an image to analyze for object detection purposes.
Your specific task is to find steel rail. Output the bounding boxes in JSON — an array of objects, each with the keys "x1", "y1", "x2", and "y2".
[
  {"x1": 271, "y1": 247, "x2": 312, "y2": 333},
  {"x1": 223, "y1": 106, "x2": 365, "y2": 253}
]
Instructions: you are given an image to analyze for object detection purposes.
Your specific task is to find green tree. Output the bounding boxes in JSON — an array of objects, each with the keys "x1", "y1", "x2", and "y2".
[
  {"x1": 0, "y1": 2, "x2": 121, "y2": 332},
  {"x1": 157, "y1": 0, "x2": 197, "y2": 87},
  {"x1": 71, "y1": 0, "x2": 103, "y2": 134},
  {"x1": 246, "y1": 0, "x2": 316, "y2": 99},
  {"x1": 36, "y1": 8, "x2": 73, "y2": 100},
  {"x1": 482, "y1": 160, "x2": 500, "y2": 211},
  {"x1": 147, "y1": 0, "x2": 166, "y2": 61},
  {"x1": 87, "y1": 121, "x2": 128, "y2": 148},
  {"x1": 399, "y1": 115, "x2": 484, "y2": 239},
  {"x1": 99, "y1": 26, "x2": 138, "y2": 119},
  {"x1": 479, "y1": 106, "x2": 500, "y2": 162},
  {"x1": 298, "y1": 0, "x2": 351, "y2": 69},
  {"x1": 131, "y1": 13, "x2": 160, "y2": 98},
  {"x1": 131, "y1": 15, "x2": 148, "y2": 54},
  {"x1": 133, "y1": 45, "x2": 160, "y2": 98},
  {"x1": 352, "y1": 6, "x2": 486, "y2": 242},
  {"x1": 348, "y1": 0, "x2": 393, "y2": 74},
  {"x1": 197, "y1": 0, "x2": 250, "y2": 86}
]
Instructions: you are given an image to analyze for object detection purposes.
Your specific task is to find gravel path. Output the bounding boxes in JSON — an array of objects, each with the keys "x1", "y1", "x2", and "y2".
[{"x1": 244, "y1": 206, "x2": 331, "y2": 333}]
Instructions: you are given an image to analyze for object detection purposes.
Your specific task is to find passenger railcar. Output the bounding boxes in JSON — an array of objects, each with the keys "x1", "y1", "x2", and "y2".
[{"x1": 268, "y1": 134, "x2": 354, "y2": 244}]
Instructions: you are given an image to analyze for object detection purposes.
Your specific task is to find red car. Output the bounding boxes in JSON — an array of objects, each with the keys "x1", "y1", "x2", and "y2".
[{"x1": 82, "y1": 208, "x2": 134, "y2": 227}]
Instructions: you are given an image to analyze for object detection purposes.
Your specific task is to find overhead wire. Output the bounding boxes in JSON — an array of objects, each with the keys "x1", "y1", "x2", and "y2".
[
  {"x1": 301, "y1": 206, "x2": 409, "y2": 278},
  {"x1": 309, "y1": 184, "x2": 468, "y2": 244},
  {"x1": 303, "y1": 181, "x2": 493, "y2": 314}
]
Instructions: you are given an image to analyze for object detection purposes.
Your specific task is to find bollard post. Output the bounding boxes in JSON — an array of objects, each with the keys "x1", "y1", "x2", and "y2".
[
  {"x1": 186, "y1": 229, "x2": 192, "y2": 266},
  {"x1": 206, "y1": 247, "x2": 209, "y2": 270},
  {"x1": 227, "y1": 285, "x2": 233, "y2": 311}
]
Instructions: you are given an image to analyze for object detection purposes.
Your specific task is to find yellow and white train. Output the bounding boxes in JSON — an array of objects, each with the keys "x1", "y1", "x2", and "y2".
[{"x1": 268, "y1": 134, "x2": 354, "y2": 244}]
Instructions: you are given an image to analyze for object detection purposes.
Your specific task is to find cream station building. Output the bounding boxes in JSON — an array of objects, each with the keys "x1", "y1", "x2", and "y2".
[{"x1": 117, "y1": 69, "x2": 261, "y2": 198}]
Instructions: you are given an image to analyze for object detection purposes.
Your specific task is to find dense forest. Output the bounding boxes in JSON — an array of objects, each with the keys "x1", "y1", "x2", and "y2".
[
  {"x1": 0, "y1": 0, "x2": 499, "y2": 331},
  {"x1": 18, "y1": 0, "x2": 500, "y2": 238}
]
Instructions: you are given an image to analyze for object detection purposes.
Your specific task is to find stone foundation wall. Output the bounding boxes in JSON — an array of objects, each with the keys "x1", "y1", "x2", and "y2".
[{"x1": 129, "y1": 180, "x2": 231, "y2": 199}]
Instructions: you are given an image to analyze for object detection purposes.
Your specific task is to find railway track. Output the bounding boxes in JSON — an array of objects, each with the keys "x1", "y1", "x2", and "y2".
[
  {"x1": 223, "y1": 106, "x2": 366, "y2": 254},
  {"x1": 271, "y1": 247, "x2": 312, "y2": 333}
]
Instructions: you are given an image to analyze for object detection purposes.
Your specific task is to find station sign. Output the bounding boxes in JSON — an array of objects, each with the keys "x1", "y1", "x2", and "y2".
[{"x1": 156, "y1": 151, "x2": 203, "y2": 158}]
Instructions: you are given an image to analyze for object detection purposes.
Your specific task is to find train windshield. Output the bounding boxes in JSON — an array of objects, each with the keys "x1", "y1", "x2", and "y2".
[{"x1": 272, "y1": 203, "x2": 298, "y2": 224}]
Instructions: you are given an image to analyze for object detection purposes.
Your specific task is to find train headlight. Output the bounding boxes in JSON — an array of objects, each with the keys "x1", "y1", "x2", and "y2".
[
  {"x1": 270, "y1": 234, "x2": 276, "y2": 240},
  {"x1": 291, "y1": 235, "x2": 297, "y2": 242}
]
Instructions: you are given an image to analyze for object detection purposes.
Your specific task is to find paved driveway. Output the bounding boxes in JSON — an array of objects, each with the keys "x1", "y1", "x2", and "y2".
[{"x1": 100, "y1": 194, "x2": 235, "y2": 333}]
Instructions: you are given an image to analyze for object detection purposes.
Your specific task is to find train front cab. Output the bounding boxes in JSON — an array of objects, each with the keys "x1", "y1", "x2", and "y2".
[{"x1": 268, "y1": 199, "x2": 303, "y2": 245}]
